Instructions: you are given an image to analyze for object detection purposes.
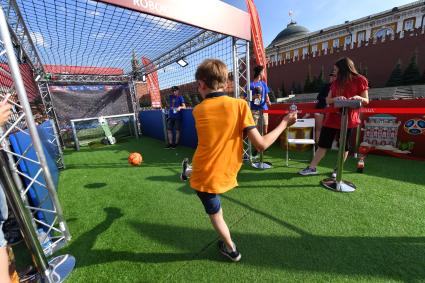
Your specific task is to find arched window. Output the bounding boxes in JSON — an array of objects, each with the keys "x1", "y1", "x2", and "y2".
[{"x1": 374, "y1": 27, "x2": 393, "y2": 38}]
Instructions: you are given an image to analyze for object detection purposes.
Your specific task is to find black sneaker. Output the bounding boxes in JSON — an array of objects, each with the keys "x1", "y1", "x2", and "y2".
[
  {"x1": 180, "y1": 158, "x2": 188, "y2": 181},
  {"x1": 165, "y1": 144, "x2": 172, "y2": 149},
  {"x1": 171, "y1": 144, "x2": 177, "y2": 149},
  {"x1": 218, "y1": 240, "x2": 241, "y2": 262}
]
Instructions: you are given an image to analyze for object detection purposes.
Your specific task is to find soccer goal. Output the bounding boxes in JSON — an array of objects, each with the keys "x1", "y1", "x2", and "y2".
[{"x1": 70, "y1": 113, "x2": 137, "y2": 150}]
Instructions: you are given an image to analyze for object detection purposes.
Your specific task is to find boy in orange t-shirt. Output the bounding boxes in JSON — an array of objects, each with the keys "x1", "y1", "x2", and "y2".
[{"x1": 181, "y1": 59, "x2": 297, "y2": 262}]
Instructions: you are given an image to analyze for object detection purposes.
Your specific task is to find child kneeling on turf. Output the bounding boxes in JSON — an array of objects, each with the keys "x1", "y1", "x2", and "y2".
[{"x1": 181, "y1": 59, "x2": 297, "y2": 262}]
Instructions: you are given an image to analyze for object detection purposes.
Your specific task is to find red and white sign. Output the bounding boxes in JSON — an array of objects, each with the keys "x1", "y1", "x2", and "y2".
[{"x1": 97, "y1": 0, "x2": 251, "y2": 40}]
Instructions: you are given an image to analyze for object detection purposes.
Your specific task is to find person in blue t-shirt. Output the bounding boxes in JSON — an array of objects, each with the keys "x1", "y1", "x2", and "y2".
[
  {"x1": 244, "y1": 65, "x2": 271, "y2": 134},
  {"x1": 165, "y1": 86, "x2": 186, "y2": 149}
]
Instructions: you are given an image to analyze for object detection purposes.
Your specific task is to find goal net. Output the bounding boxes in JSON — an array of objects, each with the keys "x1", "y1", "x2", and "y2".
[{"x1": 70, "y1": 113, "x2": 137, "y2": 150}]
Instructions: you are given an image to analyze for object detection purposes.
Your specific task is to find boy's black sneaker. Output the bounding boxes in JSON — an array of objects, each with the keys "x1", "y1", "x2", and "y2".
[
  {"x1": 218, "y1": 240, "x2": 241, "y2": 262},
  {"x1": 165, "y1": 144, "x2": 173, "y2": 149},
  {"x1": 180, "y1": 158, "x2": 188, "y2": 181},
  {"x1": 171, "y1": 144, "x2": 177, "y2": 149}
]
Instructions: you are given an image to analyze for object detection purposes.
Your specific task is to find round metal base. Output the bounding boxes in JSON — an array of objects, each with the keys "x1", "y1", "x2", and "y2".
[
  {"x1": 321, "y1": 178, "x2": 356, "y2": 192},
  {"x1": 45, "y1": 254, "x2": 75, "y2": 283},
  {"x1": 251, "y1": 161, "x2": 272, "y2": 169}
]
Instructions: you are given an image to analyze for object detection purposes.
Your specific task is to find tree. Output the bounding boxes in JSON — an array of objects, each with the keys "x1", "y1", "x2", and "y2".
[
  {"x1": 279, "y1": 81, "x2": 287, "y2": 97},
  {"x1": 190, "y1": 93, "x2": 201, "y2": 106},
  {"x1": 295, "y1": 83, "x2": 303, "y2": 94},
  {"x1": 313, "y1": 70, "x2": 325, "y2": 92},
  {"x1": 290, "y1": 81, "x2": 297, "y2": 95},
  {"x1": 268, "y1": 90, "x2": 277, "y2": 103},
  {"x1": 402, "y1": 55, "x2": 421, "y2": 85},
  {"x1": 183, "y1": 93, "x2": 192, "y2": 107},
  {"x1": 386, "y1": 63, "x2": 403, "y2": 87},
  {"x1": 304, "y1": 73, "x2": 312, "y2": 93}
]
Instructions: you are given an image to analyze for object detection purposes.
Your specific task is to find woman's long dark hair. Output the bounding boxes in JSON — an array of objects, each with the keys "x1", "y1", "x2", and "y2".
[{"x1": 334, "y1": 57, "x2": 360, "y2": 89}]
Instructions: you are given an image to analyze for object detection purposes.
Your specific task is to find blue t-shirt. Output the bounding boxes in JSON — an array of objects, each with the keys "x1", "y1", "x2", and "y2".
[
  {"x1": 168, "y1": 95, "x2": 185, "y2": 119},
  {"x1": 245, "y1": 81, "x2": 269, "y2": 111}
]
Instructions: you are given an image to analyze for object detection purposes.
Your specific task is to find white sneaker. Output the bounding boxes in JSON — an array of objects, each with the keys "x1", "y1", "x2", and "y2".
[{"x1": 298, "y1": 167, "x2": 318, "y2": 176}]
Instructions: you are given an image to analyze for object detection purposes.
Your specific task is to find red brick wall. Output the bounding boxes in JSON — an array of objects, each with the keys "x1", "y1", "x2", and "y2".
[{"x1": 267, "y1": 30, "x2": 425, "y2": 93}]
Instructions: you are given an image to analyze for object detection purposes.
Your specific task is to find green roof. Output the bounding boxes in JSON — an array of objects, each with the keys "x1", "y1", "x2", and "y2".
[{"x1": 270, "y1": 21, "x2": 309, "y2": 45}]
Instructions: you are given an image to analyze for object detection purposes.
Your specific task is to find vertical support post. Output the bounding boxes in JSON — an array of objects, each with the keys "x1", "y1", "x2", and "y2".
[
  {"x1": 0, "y1": 6, "x2": 71, "y2": 240},
  {"x1": 335, "y1": 108, "x2": 348, "y2": 184},
  {"x1": 70, "y1": 121, "x2": 79, "y2": 151},
  {"x1": 128, "y1": 80, "x2": 140, "y2": 138},
  {"x1": 0, "y1": 156, "x2": 51, "y2": 280},
  {"x1": 232, "y1": 38, "x2": 239, "y2": 99},
  {"x1": 321, "y1": 105, "x2": 356, "y2": 192},
  {"x1": 38, "y1": 81, "x2": 65, "y2": 169}
]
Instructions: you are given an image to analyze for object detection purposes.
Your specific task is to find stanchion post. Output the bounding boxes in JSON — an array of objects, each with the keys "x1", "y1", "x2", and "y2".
[{"x1": 321, "y1": 100, "x2": 360, "y2": 192}]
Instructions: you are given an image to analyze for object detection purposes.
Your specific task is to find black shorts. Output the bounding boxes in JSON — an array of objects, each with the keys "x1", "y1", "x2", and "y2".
[
  {"x1": 196, "y1": 191, "x2": 221, "y2": 215},
  {"x1": 167, "y1": 118, "x2": 182, "y2": 131},
  {"x1": 318, "y1": 126, "x2": 353, "y2": 150}
]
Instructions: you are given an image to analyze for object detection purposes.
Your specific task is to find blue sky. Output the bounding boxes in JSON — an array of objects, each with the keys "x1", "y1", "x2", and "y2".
[{"x1": 222, "y1": 0, "x2": 416, "y2": 46}]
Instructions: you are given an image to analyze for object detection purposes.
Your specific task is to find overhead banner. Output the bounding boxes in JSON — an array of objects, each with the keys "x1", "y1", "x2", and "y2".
[
  {"x1": 97, "y1": 0, "x2": 250, "y2": 40},
  {"x1": 246, "y1": 0, "x2": 267, "y2": 82},
  {"x1": 141, "y1": 57, "x2": 161, "y2": 108}
]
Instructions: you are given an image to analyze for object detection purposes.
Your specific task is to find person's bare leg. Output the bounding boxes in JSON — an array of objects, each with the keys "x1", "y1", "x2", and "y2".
[
  {"x1": 0, "y1": 247, "x2": 11, "y2": 283},
  {"x1": 167, "y1": 130, "x2": 173, "y2": 145},
  {"x1": 314, "y1": 114, "x2": 323, "y2": 143},
  {"x1": 309, "y1": 147, "x2": 327, "y2": 169},
  {"x1": 175, "y1": 130, "x2": 180, "y2": 145},
  {"x1": 209, "y1": 208, "x2": 234, "y2": 251}
]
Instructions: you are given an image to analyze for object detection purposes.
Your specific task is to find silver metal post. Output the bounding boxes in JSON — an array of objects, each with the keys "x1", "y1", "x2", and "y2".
[
  {"x1": 0, "y1": 158, "x2": 75, "y2": 282},
  {"x1": 321, "y1": 105, "x2": 357, "y2": 192},
  {"x1": 232, "y1": 37, "x2": 239, "y2": 99},
  {"x1": 0, "y1": 155, "x2": 50, "y2": 277},
  {"x1": 71, "y1": 120, "x2": 79, "y2": 151},
  {"x1": 0, "y1": 6, "x2": 71, "y2": 239}
]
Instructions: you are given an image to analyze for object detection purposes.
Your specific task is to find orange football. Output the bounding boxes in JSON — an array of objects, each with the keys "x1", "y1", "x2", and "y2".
[{"x1": 128, "y1": 152, "x2": 143, "y2": 166}]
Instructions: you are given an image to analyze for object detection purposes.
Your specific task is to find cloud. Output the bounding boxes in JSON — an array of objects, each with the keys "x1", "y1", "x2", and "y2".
[
  {"x1": 91, "y1": 32, "x2": 113, "y2": 39},
  {"x1": 89, "y1": 10, "x2": 101, "y2": 16},
  {"x1": 30, "y1": 31, "x2": 49, "y2": 48}
]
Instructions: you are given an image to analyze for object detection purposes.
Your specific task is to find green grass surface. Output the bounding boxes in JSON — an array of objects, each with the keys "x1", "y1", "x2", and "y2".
[{"x1": 54, "y1": 137, "x2": 425, "y2": 282}]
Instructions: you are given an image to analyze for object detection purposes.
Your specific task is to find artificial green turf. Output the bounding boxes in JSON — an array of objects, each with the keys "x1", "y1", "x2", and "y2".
[{"x1": 54, "y1": 137, "x2": 425, "y2": 282}]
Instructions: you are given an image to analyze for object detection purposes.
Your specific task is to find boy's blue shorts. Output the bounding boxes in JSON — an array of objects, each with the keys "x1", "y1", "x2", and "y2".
[{"x1": 196, "y1": 191, "x2": 221, "y2": 215}]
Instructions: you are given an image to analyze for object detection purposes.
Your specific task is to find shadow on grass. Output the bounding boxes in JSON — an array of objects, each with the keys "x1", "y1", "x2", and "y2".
[
  {"x1": 64, "y1": 207, "x2": 197, "y2": 268},
  {"x1": 66, "y1": 207, "x2": 425, "y2": 282},
  {"x1": 131, "y1": 222, "x2": 425, "y2": 282},
  {"x1": 84, "y1": 183, "x2": 107, "y2": 189}
]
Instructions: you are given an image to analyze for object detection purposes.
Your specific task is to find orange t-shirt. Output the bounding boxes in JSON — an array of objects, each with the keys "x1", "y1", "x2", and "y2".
[{"x1": 190, "y1": 92, "x2": 255, "y2": 194}]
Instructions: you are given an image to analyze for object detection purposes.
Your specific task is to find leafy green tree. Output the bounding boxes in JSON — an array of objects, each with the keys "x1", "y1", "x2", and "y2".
[
  {"x1": 386, "y1": 63, "x2": 403, "y2": 87},
  {"x1": 402, "y1": 55, "x2": 421, "y2": 85}
]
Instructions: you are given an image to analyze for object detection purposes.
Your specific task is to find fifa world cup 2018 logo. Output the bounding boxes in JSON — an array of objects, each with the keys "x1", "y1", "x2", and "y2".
[{"x1": 403, "y1": 118, "x2": 425, "y2": 135}]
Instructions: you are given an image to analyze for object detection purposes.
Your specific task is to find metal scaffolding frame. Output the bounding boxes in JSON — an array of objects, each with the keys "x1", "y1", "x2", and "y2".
[
  {"x1": 37, "y1": 81, "x2": 65, "y2": 169},
  {"x1": 0, "y1": 0, "x2": 44, "y2": 73},
  {"x1": 135, "y1": 30, "x2": 228, "y2": 77},
  {"x1": 0, "y1": 5, "x2": 74, "y2": 282},
  {"x1": 232, "y1": 39, "x2": 253, "y2": 162}
]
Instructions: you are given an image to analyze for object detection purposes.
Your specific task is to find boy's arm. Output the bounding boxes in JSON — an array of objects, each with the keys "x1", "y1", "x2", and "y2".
[{"x1": 247, "y1": 112, "x2": 297, "y2": 152}]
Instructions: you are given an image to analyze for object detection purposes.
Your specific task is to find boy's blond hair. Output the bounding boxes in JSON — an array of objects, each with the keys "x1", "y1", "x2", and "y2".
[{"x1": 195, "y1": 59, "x2": 228, "y2": 90}]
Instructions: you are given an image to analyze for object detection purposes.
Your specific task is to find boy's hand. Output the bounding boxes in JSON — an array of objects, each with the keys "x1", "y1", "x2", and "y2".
[
  {"x1": 283, "y1": 111, "x2": 297, "y2": 127},
  {"x1": 0, "y1": 103, "x2": 12, "y2": 126}
]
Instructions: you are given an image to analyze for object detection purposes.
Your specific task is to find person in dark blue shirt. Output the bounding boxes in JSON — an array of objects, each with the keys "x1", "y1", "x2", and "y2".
[
  {"x1": 244, "y1": 65, "x2": 271, "y2": 134},
  {"x1": 166, "y1": 86, "x2": 186, "y2": 149}
]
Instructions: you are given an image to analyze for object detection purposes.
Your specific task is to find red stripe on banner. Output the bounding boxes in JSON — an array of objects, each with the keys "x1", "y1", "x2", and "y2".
[
  {"x1": 141, "y1": 57, "x2": 162, "y2": 108},
  {"x1": 264, "y1": 108, "x2": 425, "y2": 115},
  {"x1": 246, "y1": 0, "x2": 267, "y2": 82}
]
